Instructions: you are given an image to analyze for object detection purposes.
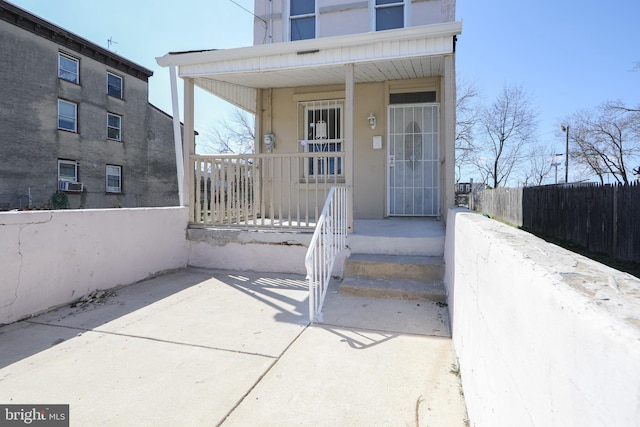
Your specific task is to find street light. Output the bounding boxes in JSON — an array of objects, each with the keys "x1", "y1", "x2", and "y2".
[{"x1": 561, "y1": 125, "x2": 569, "y2": 183}]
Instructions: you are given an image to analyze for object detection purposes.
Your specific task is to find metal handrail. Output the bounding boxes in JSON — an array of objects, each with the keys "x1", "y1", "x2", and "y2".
[{"x1": 305, "y1": 185, "x2": 349, "y2": 323}]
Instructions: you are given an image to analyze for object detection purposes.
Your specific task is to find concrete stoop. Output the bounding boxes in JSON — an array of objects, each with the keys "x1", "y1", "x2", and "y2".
[
  {"x1": 340, "y1": 276, "x2": 447, "y2": 303},
  {"x1": 339, "y1": 253, "x2": 446, "y2": 303}
]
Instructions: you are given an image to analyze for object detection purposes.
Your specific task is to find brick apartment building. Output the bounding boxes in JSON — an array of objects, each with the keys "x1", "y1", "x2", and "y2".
[{"x1": 0, "y1": 1, "x2": 180, "y2": 209}]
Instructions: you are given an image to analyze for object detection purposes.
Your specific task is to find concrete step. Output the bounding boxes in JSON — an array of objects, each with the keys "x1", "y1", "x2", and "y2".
[
  {"x1": 349, "y1": 218, "x2": 445, "y2": 256},
  {"x1": 347, "y1": 233, "x2": 444, "y2": 256},
  {"x1": 339, "y1": 276, "x2": 447, "y2": 303},
  {"x1": 344, "y1": 254, "x2": 444, "y2": 282},
  {"x1": 320, "y1": 279, "x2": 451, "y2": 336}
]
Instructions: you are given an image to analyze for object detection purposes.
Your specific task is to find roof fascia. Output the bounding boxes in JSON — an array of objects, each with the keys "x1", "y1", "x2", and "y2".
[{"x1": 156, "y1": 21, "x2": 462, "y2": 68}]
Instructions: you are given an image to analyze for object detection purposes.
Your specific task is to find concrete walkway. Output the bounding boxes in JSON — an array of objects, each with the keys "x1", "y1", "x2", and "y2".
[{"x1": 0, "y1": 268, "x2": 467, "y2": 426}]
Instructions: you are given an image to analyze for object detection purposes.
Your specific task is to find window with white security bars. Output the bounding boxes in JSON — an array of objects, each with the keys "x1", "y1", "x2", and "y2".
[{"x1": 297, "y1": 100, "x2": 344, "y2": 180}]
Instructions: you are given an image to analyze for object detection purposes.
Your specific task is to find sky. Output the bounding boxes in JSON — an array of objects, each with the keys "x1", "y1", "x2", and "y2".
[
  {"x1": 8, "y1": 0, "x2": 640, "y2": 182},
  {"x1": 456, "y1": 0, "x2": 639, "y2": 183}
]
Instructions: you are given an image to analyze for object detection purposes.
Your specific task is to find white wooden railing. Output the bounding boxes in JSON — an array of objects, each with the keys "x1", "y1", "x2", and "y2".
[
  {"x1": 305, "y1": 185, "x2": 349, "y2": 323},
  {"x1": 190, "y1": 152, "x2": 345, "y2": 229}
]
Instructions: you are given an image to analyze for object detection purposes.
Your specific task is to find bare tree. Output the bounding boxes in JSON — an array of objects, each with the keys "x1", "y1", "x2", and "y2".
[
  {"x1": 473, "y1": 84, "x2": 538, "y2": 188},
  {"x1": 568, "y1": 102, "x2": 640, "y2": 184},
  {"x1": 523, "y1": 142, "x2": 557, "y2": 186},
  {"x1": 199, "y1": 108, "x2": 255, "y2": 154},
  {"x1": 455, "y1": 79, "x2": 480, "y2": 181}
]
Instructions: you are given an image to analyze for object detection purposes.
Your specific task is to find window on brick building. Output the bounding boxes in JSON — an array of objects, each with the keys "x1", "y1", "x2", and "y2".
[
  {"x1": 107, "y1": 72, "x2": 123, "y2": 98},
  {"x1": 58, "y1": 52, "x2": 79, "y2": 83},
  {"x1": 57, "y1": 99, "x2": 77, "y2": 132},
  {"x1": 107, "y1": 113, "x2": 122, "y2": 141},
  {"x1": 106, "y1": 165, "x2": 122, "y2": 193}
]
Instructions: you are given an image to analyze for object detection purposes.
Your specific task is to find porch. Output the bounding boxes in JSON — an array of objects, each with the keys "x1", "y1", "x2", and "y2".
[{"x1": 157, "y1": 22, "x2": 462, "y2": 224}]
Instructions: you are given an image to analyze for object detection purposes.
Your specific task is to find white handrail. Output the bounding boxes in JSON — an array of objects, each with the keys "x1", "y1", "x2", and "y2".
[{"x1": 305, "y1": 185, "x2": 349, "y2": 323}]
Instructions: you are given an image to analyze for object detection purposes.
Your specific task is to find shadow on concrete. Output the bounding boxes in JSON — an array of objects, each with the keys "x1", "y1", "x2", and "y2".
[
  {"x1": 219, "y1": 271, "x2": 309, "y2": 325},
  {"x1": 320, "y1": 326, "x2": 398, "y2": 350},
  {"x1": 0, "y1": 268, "x2": 310, "y2": 370}
]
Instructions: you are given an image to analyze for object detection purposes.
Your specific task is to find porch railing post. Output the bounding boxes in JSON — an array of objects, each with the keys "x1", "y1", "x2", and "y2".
[
  {"x1": 345, "y1": 63, "x2": 355, "y2": 232},
  {"x1": 183, "y1": 78, "x2": 195, "y2": 221}
]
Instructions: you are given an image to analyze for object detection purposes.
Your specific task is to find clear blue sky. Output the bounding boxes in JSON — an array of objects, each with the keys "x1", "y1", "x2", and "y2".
[
  {"x1": 9, "y1": 0, "x2": 640, "y2": 177},
  {"x1": 457, "y1": 0, "x2": 639, "y2": 181}
]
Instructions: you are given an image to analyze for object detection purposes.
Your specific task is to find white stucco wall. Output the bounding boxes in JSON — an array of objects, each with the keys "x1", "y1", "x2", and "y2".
[
  {"x1": 445, "y1": 208, "x2": 640, "y2": 427},
  {"x1": 0, "y1": 207, "x2": 189, "y2": 324}
]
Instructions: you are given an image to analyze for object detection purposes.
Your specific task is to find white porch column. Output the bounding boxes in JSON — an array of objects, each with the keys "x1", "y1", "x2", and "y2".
[
  {"x1": 345, "y1": 63, "x2": 354, "y2": 231},
  {"x1": 183, "y1": 78, "x2": 195, "y2": 218},
  {"x1": 169, "y1": 66, "x2": 184, "y2": 207},
  {"x1": 441, "y1": 54, "x2": 456, "y2": 222}
]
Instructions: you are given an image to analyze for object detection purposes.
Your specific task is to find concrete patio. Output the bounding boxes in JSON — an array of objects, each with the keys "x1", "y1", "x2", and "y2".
[{"x1": 0, "y1": 267, "x2": 468, "y2": 426}]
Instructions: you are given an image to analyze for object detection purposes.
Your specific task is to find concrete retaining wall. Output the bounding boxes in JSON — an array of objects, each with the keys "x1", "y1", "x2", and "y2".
[
  {"x1": 0, "y1": 207, "x2": 189, "y2": 324},
  {"x1": 445, "y1": 208, "x2": 640, "y2": 427},
  {"x1": 188, "y1": 228, "x2": 312, "y2": 275}
]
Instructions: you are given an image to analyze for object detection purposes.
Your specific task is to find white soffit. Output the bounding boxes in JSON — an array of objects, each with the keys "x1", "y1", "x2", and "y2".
[{"x1": 156, "y1": 21, "x2": 461, "y2": 105}]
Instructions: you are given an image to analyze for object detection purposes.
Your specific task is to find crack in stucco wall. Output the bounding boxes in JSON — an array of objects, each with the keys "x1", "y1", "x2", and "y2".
[{"x1": 0, "y1": 213, "x2": 54, "y2": 310}]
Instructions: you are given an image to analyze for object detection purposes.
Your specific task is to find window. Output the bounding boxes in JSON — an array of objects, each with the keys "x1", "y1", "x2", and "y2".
[
  {"x1": 390, "y1": 91, "x2": 436, "y2": 104},
  {"x1": 290, "y1": 0, "x2": 315, "y2": 41},
  {"x1": 58, "y1": 159, "x2": 78, "y2": 182},
  {"x1": 58, "y1": 52, "x2": 79, "y2": 83},
  {"x1": 107, "y1": 72, "x2": 123, "y2": 98},
  {"x1": 375, "y1": 0, "x2": 404, "y2": 31},
  {"x1": 106, "y1": 165, "x2": 122, "y2": 193},
  {"x1": 57, "y1": 99, "x2": 77, "y2": 132},
  {"x1": 302, "y1": 103, "x2": 343, "y2": 177},
  {"x1": 107, "y1": 113, "x2": 122, "y2": 141}
]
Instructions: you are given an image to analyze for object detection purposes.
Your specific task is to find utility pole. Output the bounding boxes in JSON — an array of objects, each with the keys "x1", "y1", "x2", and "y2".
[{"x1": 561, "y1": 125, "x2": 569, "y2": 183}]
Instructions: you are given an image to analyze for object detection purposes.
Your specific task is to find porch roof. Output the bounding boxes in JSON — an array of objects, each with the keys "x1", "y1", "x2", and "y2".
[{"x1": 155, "y1": 21, "x2": 462, "y2": 113}]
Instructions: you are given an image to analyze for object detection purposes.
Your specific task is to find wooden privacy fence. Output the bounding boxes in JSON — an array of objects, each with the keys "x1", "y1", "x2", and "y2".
[
  {"x1": 522, "y1": 182, "x2": 640, "y2": 263},
  {"x1": 475, "y1": 183, "x2": 640, "y2": 263},
  {"x1": 473, "y1": 187, "x2": 523, "y2": 226}
]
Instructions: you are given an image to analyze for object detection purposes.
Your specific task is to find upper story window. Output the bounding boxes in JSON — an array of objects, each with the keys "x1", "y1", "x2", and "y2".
[
  {"x1": 58, "y1": 159, "x2": 78, "y2": 182},
  {"x1": 106, "y1": 165, "x2": 122, "y2": 193},
  {"x1": 107, "y1": 113, "x2": 122, "y2": 141},
  {"x1": 107, "y1": 72, "x2": 123, "y2": 98},
  {"x1": 57, "y1": 99, "x2": 77, "y2": 132},
  {"x1": 58, "y1": 52, "x2": 79, "y2": 83},
  {"x1": 290, "y1": 0, "x2": 315, "y2": 41},
  {"x1": 375, "y1": 0, "x2": 405, "y2": 31}
]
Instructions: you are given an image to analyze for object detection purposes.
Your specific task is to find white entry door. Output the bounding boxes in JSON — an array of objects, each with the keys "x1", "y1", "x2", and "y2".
[{"x1": 387, "y1": 104, "x2": 439, "y2": 216}]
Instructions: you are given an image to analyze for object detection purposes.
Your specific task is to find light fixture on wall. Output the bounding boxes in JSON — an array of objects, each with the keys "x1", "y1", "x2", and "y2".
[{"x1": 367, "y1": 113, "x2": 376, "y2": 130}]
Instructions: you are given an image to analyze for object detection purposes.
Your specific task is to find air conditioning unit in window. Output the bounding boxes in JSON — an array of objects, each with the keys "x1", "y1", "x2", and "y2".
[{"x1": 58, "y1": 181, "x2": 84, "y2": 192}]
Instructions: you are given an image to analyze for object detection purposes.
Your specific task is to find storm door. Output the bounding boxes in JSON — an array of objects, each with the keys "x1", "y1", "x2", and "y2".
[{"x1": 387, "y1": 104, "x2": 439, "y2": 216}]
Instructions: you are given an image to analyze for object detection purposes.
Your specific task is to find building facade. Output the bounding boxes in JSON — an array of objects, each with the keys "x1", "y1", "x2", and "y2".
[
  {"x1": 0, "y1": 1, "x2": 179, "y2": 210},
  {"x1": 158, "y1": 0, "x2": 460, "y2": 225},
  {"x1": 253, "y1": 0, "x2": 455, "y2": 44}
]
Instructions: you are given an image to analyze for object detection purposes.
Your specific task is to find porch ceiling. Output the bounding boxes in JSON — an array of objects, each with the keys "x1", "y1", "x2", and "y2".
[{"x1": 156, "y1": 21, "x2": 462, "y2": 112}]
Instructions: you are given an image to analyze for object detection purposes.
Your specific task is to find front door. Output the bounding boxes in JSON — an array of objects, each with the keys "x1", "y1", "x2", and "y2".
[{"x1": 387, "y1": 104, "x2": 439, "y2": 216}]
